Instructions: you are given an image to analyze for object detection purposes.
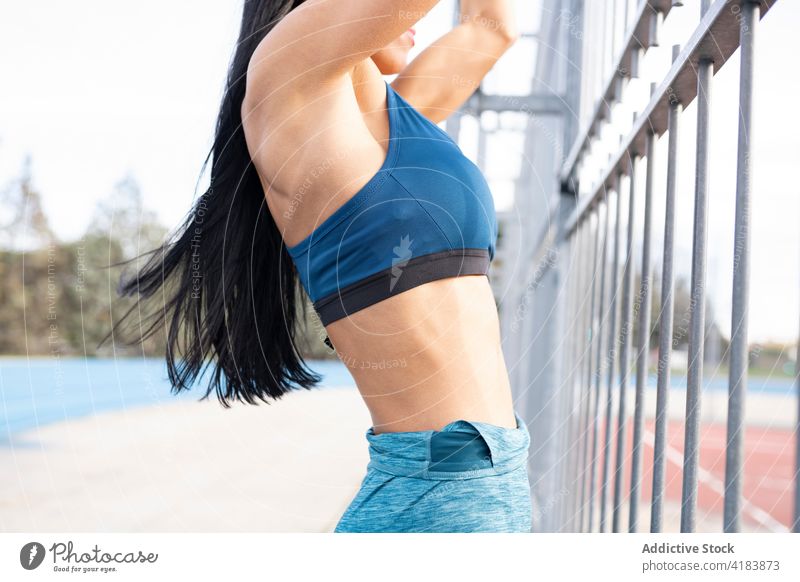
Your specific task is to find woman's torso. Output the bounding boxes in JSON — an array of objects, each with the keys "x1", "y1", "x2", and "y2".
[{"x1": 243, "y1": 65, "x2": 516, "y2": 433}]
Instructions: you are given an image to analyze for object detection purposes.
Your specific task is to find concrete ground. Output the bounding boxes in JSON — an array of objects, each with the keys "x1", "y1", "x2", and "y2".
[
  {"x1": 0, "y1": 387, "x2": 371, "y2": 532},
  {"x1": 1, "y1": 384, "x2": 794, "y2": 532}
]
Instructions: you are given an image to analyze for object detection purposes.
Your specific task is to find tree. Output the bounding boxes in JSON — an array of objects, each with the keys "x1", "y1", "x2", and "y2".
[{"x1": 0, "y1": 156, "x2": 54, "y2": 250}]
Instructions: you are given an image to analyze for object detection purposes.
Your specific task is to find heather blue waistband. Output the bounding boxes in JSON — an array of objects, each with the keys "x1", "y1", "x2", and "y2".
[{"x1": 364, "y1": 412, "x2": 530, "y2": 480}]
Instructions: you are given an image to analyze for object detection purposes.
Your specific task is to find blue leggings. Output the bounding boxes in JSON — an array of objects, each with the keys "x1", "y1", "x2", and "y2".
[{"x1": 334, "y1": 412, "x2": 532, "y2": 533}]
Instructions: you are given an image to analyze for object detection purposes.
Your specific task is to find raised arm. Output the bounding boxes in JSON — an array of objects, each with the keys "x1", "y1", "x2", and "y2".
[
  {"x1": 246, "y1": 0, "x2": 444, "y2": 94},
  {"x1": 392, "y1": 0, "x2": 518, "y2": 122}
]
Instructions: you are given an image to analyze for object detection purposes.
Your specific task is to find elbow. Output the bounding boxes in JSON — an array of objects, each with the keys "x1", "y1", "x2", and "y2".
[
  {"x1": 464, "y1": 14, "x2": 518, "y2": 49},
  {"x1": 496, "y1": 22, "x2": 519, "y2": 48}
]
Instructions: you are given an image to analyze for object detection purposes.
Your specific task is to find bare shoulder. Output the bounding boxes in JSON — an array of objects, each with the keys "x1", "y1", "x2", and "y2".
[
  {"x1": 241, "y1": 53, "x2": 363, "y2": 196},
  {"x1": 240, "y1": 47, "x2": 390, "y2": 246}
]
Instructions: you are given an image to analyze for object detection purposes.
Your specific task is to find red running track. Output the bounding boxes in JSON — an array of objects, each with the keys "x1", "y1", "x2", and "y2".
[{"x1": 589, "y1": 418, "x2": 798, "y2": 531}]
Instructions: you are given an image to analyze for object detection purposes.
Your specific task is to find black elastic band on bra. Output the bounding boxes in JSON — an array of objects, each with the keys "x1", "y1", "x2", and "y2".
[{"x1": 313, "y1": 248, "x2": 491, "y2": 327}]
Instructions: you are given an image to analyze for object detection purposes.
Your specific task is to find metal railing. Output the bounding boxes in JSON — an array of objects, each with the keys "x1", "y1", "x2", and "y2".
[{"x1": 490, "y1": 0, "x2": 798, "y2": 533}]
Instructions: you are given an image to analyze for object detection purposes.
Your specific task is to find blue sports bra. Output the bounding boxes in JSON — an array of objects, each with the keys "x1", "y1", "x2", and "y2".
[{"x1": 286, "y1": 80, "x2": 498, "y2": 328}]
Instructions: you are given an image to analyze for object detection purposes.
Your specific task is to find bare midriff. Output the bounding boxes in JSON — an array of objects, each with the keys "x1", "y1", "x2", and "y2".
[{"x1": 325, "y1": 273, "x2": 517, "y2": 434}]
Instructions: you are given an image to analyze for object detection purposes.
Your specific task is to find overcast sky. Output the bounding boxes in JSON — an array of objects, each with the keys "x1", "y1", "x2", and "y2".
[{"x1": 0, "y1": 0, "x2": 797, "y2": 343}]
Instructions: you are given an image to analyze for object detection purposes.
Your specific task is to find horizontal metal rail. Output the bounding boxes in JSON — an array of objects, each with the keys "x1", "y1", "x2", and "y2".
[
  {"x1": 465, "y1": 90, "x2": 566, "y2": 116},
  {"x1": 560, "y1": 0, "x2": 677, "y2": 186},
  {"x1": 563, "y1": 0, "x2": 776, "y2": 238}
]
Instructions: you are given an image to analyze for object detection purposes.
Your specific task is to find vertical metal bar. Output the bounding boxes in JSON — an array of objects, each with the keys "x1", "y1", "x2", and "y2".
[
  {"x1": 630, "y1": 46, "x2": 642, "y2": 79},
  {"x1": 563, "y1": 223, "x2": 581, "y2": 532},
  {"x1": 570, "y1": 217, "x2": 588, "y2": 532},
  {"x1": 588, "y1": 207, "x2": 605, "y2": 531},
  {"x1": 445, "y1": 110, "x2": 462, "y2": 145},
  {"x1": 564, "y1": 0, "x2": 585, "y2": 150},
  {"x1": 622, "y1": 0, "x2": 630, "y2": 38},
  {"x1": 573, "y1": 214, "x2": 594, "y2": 531},
  {"x1": 600, "y1": 176, "x2": 624, "y2": 532},
  {"x1": 613, "y1": 154, "x2": 637, "y2": 533},
  {"x1": 612, "y1": 0, "x2": 620, "y2": 71},
  {"x1": 651, "y1": 45, "x2": 682, "y2": 533},
  {"x1": 629, "y1": 122, "x2": 656, "y2": 532},
  {"x1": 681, "y1": 55, "x2": 713, "y2": 533},
  {"x1": 554, "y1": 223, "x2": 573, "y2": 533},
  {"x1": 599, "y1": 0, "x2": 609, "y2": 97},
  {"x1": 648, "y1": 9, "x2": 663, "y2": 48},
  {"x1": 578, "y1": 208, "x2": 603, "y2": 531},
  {"x1": 586, "y1": 201, "x2": 609, "y2": 532},
  {"x1": 445, "y1": 1, "x2": 464, "y2": 143},
  {"x1": 562, "y1": 223, "x2": 580, "y2": 532},
  {"x1": 569, "y1": 219, "x2": 592, "y2": 531},
  {"x1": 576, "y1": 219, "x2": 595, "y2": 530},
  {"x1": 560, "y1": 223, "x2": 585, "y2": 531},
  {"x1": 724, "y1": 0, "x2": 758, "y2": 534},
  {"x1": 557, "y1": 228, "x2": 577, "y2": 532},
  {"x1": 587, "y1": 196, "x2": 612, "y2": 532},
  {"x1": 477, "y1": 114, "x2": 488, "y2": 171},
  {"x1": 555, "y1": 274, "x2": 571, "y2": 531}
]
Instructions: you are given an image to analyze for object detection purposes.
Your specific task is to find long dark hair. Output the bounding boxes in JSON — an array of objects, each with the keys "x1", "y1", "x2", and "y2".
[{"x1": 109, "y1": 0, "x2": 321, "y2": 406}]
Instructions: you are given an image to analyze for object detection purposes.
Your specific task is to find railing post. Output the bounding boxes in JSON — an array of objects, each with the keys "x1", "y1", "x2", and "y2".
[
  {"x1": 578, "y1": 207, "x2": 603, "y2": 531},
  {"x1": 569, "y1": 216, "x2": 594, "y2": 532},
  {"x1": 681, "y1": 53, "x2": 713, "y2": 533},
  {"x1": 651, "y1": 44, "x2": 683, "y2": 533},
  {"x1": 547, "y1": 190, "x2": 581, "y2": 531},
  {"x1": 600, "y1": 174, "x2": 624, "y2": 532},
  {"x1": 555, "y1": 232, "x2": 575, "y2": 533},
  {"x1": 561, "y1": 221, "x2": 586, "y2": 531},
  {"x1": 587, "y1": 196, "x2": 611, "y2": 532},
  {"x1": 630, "y1": 118, "x2": 656, "y2": 532},
  {"x1": 724, "y1": 0, "x2": 759, "y2": 534},
  {"x1": 613, "y1": 153, "x2": 638, "y2": 533}
]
